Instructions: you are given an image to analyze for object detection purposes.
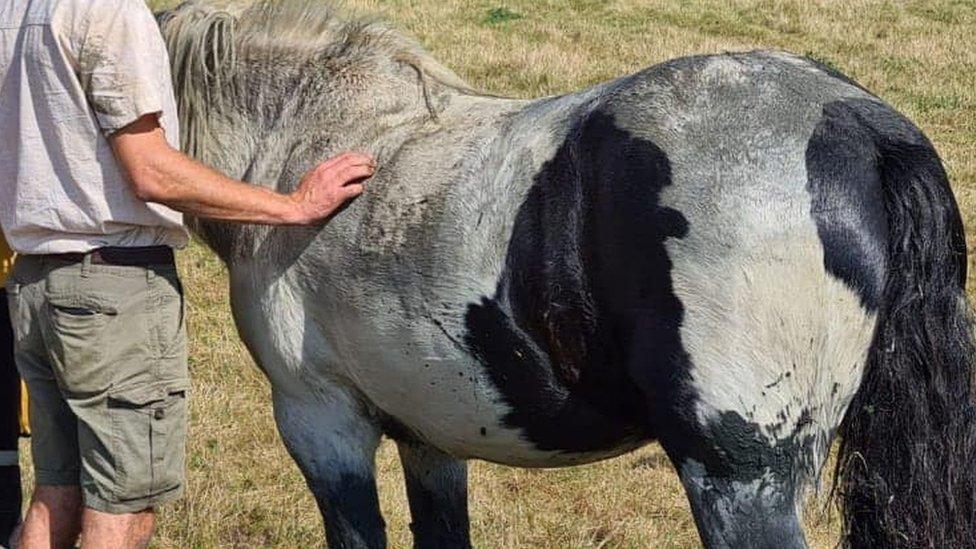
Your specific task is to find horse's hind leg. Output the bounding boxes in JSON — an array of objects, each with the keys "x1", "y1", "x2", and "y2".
[
  {"x1": 655, "y1": 397, "x2": 811, "y2": 549},
  {"x1": 272, "y1": 385, "x2": 386, "y2": 549},
  {"x1": 396, "y1": 441, "x2": 471, "y2": 549}
]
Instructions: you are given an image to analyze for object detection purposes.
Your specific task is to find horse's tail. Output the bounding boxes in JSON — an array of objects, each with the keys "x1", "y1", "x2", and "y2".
[{"x1": 835, "y1": 101, "x2": 976, "y2": 547}]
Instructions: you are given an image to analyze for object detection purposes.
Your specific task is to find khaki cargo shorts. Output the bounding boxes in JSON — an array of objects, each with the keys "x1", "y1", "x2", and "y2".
[{"x1": 5, "y1": 254, "x2": 189, "y2": 514}]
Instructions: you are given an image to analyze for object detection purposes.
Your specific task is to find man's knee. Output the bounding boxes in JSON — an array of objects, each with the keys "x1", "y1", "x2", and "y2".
[
  {"x1": 28, "y1": 485, "x2": 83, "y2": 528},
  {"x1": 18, "y1": 485, "x2": 84, "y2": 549},
  {"x1": 31, "y1": 485, "x2": 83, "y2": 514},
  {"x1": 81, "y1": 507, "x2": 155, "y2": 549}
]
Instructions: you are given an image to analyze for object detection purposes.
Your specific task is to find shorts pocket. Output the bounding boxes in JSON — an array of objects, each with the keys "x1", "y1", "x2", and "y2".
[
  {"x1": 44, "y1": 294, "x2": 119, "y2": 396},
  {"x1": 108, "y1": 381, "x2": 189, "y2": 503},
  {"x1": 151, "y1": 269, "x2": 186, "y2": 360}
]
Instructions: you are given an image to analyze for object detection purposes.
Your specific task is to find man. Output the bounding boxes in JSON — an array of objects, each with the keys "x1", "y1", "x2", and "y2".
[
  {"x1": 0, "y1": 0, "x2": 375, "y2": 547},
  {"x1": 0, "y1": 235, "x2": 21, "y2": 547}
]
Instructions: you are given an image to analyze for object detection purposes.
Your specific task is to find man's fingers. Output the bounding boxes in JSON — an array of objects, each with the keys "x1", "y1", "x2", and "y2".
[
  {"x1": 319, "y1": 152, "x2": 363, "y2": 169},
  {"x1": 336, "y1": 164, "x2": 375, "y2": 185},
  {"x1": 313, "y1": 154, "x2": 345, "y2": 171},
  {"x1": 342, "y1": 183, "x2": 365, "y2": 198}
]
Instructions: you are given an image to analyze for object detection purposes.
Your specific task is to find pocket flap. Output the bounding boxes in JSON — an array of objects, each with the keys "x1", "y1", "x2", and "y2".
[
  {"x1": 46, "y1": 292, "x2": 119, "y2": 315},
  {"x1": 109, "y1": 380, "x2": 190, "y2": 406}
]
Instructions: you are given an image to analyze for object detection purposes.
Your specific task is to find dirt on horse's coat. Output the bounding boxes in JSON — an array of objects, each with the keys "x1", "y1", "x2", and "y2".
[{"x1": 159, "y1": 2, "x2": 976, "y2": 548}]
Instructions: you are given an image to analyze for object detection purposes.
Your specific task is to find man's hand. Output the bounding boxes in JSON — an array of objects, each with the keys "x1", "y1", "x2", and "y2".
[
  {"x1": 109, "y1": 114, "x2": 376, "y2": 226},
  {"x1": 288, "y1": 153, "x2": 375, "y2": 226}
]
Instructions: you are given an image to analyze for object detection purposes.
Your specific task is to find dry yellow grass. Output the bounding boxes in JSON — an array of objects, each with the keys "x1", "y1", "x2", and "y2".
[{"x1": 19, "y1": 0, "x2": 975, "y2": 547}]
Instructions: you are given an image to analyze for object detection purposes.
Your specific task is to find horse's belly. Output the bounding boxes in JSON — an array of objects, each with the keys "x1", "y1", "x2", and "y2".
[
  {"x1": 230, "y1": 271, "x2": 640, "y2": 467},
  {"x1": 341, "y1": 322, "x2": 644, "y2": 466}
]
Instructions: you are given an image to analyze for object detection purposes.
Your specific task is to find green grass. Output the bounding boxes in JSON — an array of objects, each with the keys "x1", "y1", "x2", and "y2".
[
  {"x1": 484, "y1": 7, "x2": 524, "y2": 25},
  {"x1": 22, "y1": 1, "x2": 974, "y2": 547}
]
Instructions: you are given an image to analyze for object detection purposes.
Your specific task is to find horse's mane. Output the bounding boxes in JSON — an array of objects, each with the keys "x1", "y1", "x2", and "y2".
[{"x1": 158, "y1": 0, "x2": 473, "y2": 158}]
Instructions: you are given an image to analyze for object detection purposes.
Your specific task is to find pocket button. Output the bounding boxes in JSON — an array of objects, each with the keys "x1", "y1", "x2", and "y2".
[{"x1": 154, "y1": 408, "x2": 165, "y2": 420}]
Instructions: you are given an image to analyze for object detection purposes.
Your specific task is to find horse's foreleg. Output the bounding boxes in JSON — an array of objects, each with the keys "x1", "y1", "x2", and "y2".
[
  {"x1": 396, "y1": 441, "x2": 471, "y2": 549},
  {"x1": 272, "y1": 385, "x2": 386, "y2": 549}
]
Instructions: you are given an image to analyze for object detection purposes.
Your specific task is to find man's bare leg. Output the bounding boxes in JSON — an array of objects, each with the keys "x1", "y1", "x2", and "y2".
[
  {"x1": 78, "y1": 508, "x2": 154, "y2": 549},
  {"x1": 15, "y1": 485, "x2": 82, "y2": 549}
]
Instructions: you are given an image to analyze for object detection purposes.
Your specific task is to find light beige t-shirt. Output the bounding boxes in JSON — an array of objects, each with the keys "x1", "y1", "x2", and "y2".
[{"x1": 0, "y1": 0, "x2": 189, "y2": 254}]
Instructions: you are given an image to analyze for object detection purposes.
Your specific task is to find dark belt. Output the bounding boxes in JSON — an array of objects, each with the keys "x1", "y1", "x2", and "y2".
[{"x1": 43, "y1": 246, "x2": 175, "y2": 267}]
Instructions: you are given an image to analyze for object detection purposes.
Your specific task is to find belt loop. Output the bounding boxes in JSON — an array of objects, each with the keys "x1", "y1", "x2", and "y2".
[{"x1": 80, "y1": 252, "x2": 93, "y2": 278}]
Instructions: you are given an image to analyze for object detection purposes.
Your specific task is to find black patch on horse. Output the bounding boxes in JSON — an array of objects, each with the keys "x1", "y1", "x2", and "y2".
[
  {"x1": 805, "y1": 100, "x2": 893, "y2": 311},
  {"x1": 706, "y1": 409, "x2": 817, "y2": 481},
  {"x1": 806, "y1": 98, "x2": 968, "y2": 307},
  {"x1": 464, "y1": 110, "x2": 692, "y2": 453}
]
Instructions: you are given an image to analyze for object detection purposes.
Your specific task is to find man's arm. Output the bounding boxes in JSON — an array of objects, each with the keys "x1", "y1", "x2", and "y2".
[{"x1": 109, "y1": 115, "x2": 374, "y2": 226}]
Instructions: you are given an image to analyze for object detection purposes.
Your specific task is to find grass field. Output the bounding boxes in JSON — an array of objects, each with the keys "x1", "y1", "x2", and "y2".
[{"x1": 20, "y1": 0, "x2": 976, "y2": 547}]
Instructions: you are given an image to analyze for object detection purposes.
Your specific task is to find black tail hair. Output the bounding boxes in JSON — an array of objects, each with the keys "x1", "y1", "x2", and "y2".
[{"x1": 836, "y1": 101, "x2": 976, "y2": 548}]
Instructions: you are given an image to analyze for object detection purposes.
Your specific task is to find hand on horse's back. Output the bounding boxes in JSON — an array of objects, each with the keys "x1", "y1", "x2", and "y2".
[{"x1": 290, "y1": 152, "x2": 376, "y2": 226}]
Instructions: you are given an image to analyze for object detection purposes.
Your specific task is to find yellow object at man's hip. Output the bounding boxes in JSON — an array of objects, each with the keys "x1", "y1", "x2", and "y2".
[
  {"x1": 0, "y1": 235, "x2": 13, "y2": 287},
  {"x1": 1, "y1": 234, "x2": 27, "y2": 436},
  {"x1": 20, "y1": 381, "x2": 30, "y2": 437}
]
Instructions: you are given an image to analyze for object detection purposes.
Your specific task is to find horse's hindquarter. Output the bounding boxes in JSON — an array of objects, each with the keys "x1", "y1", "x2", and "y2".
[{"x1": 615, "y1": 52, "x2": 882, "y2": 477}]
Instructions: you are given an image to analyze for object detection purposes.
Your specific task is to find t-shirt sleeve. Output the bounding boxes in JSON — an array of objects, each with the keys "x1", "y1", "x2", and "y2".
[{"x1": 74, "y1": 0, "x2": 173, "y2": 134}]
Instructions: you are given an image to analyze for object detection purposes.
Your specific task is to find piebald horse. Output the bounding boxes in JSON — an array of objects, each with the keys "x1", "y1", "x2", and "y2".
[{"x1": 158, "y1": 2, "x2": 976, "y2": 547}]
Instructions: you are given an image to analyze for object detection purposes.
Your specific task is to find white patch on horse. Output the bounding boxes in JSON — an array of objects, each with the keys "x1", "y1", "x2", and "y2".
[
  {"x1": 698, "y1": 55, "x2": 752, "y2": 85},
  {"x1": 229, "y1": 264, "x2": 338, "y2": 390},
  {"x1": 658, "y1": 114, "x2": 878, "y2": 483},
  {"x1": 675, "y1": 231, "x2": 876, "y2": 449}
]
